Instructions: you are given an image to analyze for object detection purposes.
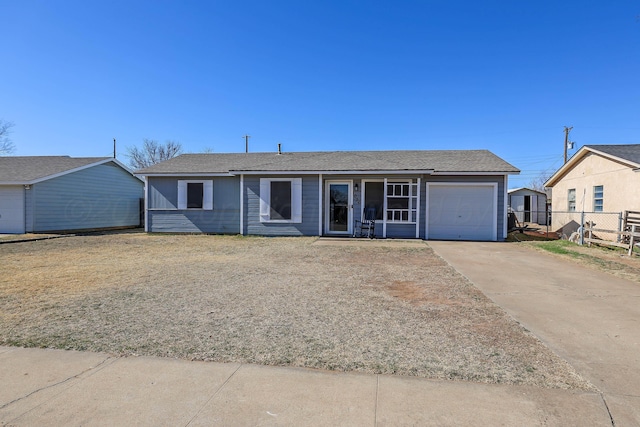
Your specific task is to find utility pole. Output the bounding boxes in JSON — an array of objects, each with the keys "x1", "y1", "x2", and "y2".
[
  {"x1": 113, "y1": 138, "x2": 116, "y2": 158},
  {"x1": 243, "y1": 134, "x2": 251, "y2": 153},
  {"x1": 563, "y1": 126, "x2": 573, "y2": 164}
]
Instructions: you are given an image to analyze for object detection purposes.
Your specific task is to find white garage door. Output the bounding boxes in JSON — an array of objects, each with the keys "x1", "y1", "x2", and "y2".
[
  {"x1": 427, "y1": 184, "x2": 497, "y2": 241},
  {"x1": 0, "y1": 186, "x2": 25, "y2": 234}
]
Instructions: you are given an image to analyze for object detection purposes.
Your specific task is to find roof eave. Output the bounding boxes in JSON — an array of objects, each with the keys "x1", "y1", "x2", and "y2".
[
  {"x1": 432, "y1": 170, "x2": 519, "y2": 176},
  {"x1": 137, "y1": 169, "x2": 522, "y2": 176},
  {"x1": 233, "y1": 169, "x2": 437, "y2": 175},
  {"x1": 544, "y1": 147, "x2": 589, "y2": 187},
  {"x1": 0, "y1": 181, "x2": 31, "y2": 186},
  {"x1": 136, "y1": 172, "x2": 235, "y2": 177},
  {"x1": 545, "y1": 146, "x2": 640, "y2": 187}
]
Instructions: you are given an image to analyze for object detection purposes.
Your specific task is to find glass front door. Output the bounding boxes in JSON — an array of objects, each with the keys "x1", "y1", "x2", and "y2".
[{"x1": 325, "y1": 181, "x2": 352, "y2": 235}]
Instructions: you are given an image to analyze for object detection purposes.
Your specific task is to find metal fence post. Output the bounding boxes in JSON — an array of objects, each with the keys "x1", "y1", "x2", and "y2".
[
  {"x1": 580, "y1": 211, "x2": 585, "y2": 245},
  {"x1": 618, "y1": 212, "x2": 623, "y2": 243},
  {"x1": 546, "y1": 209, "x2": 550, "y2": 235}
]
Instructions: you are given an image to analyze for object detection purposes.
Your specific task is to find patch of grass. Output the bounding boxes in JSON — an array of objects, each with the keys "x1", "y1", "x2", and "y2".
[
  {"x1": 506, "y1": 232, "x2": 557, "y2": 242},
  {"x1": 533, "y1": 241, "x2": 613, "y2": 268},
  {"x1": 525, "y1": 239, "x2": 640, "y2": 283},
  {"x1": 535, "y1": 240, "x2": 577, "y2": 255}
]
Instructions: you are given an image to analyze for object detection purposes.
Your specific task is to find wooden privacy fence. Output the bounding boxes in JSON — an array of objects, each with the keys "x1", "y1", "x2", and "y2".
[{"x1": 584, "y1": 210, "x2": 640, "y2": 256}]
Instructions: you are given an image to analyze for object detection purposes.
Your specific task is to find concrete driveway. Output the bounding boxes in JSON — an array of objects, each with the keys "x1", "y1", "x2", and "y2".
[{"x1": 429, "y1": 241, "x2": 640, "y2": 427}]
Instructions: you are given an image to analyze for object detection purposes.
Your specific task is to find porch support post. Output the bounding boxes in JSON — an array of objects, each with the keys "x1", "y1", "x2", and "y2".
[
  {"x1": 503, "y1": 174, "x2": 508, "y2": 240},
  {"x1": 240, "y1": 174, "x2": 244, "y2": 235},
  {"x1": 144, "y1": 176, "x2": 148, "y2": 232},
  {"x1": 383, "y1": 177, "x2": 388, "y2": 238},
  {"x1": 318, "y1": 174, "x2": 323, "y2": 236},
  {"x1": 415, "y1": 177, "x2": 421, "y2": 239}
]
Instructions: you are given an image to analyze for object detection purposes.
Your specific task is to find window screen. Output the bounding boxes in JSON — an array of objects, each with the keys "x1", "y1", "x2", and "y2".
[
  {"x1": 187, "y1": 182, "x2": 204, "y2": 209},
  {"x1": 363, "y1": 182, "x2": 384, "y2": 220},
  {"x1": 568, "y1": 189, "x2": 576, "y2": 212},
  {"x1": 270, "y1": 181, "x2": 292, "y2": 220}
]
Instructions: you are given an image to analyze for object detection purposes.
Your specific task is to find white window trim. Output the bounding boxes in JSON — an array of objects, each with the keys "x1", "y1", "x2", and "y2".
[
  {"x1": 178, "y1": 180, "x2": 213, "y2": 210},
  {"x1": 593, "y1": 185, "x2": 603, "y2": 212},
  {"x1": 363, "y1": 178, "x2": 420, "y2": 239},
  {"x1": 259, "y1": 178, "x2": 302, "y2": 223},
  {"x1": 385, "y1": 179, "x2": 418, "y2": 224}
]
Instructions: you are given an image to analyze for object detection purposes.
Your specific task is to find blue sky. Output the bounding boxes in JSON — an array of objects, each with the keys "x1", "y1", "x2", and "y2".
[{"x1": 1, "y1": 0, "x2": 639, "y2": 188}]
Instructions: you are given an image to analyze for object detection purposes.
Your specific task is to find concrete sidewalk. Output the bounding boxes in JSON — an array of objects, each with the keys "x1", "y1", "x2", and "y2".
[
  {"x1": 0, "y1": 346, "x2": 610, "y2": 426},
  {"x1": 429, "y1": 241, "x2": 640, "y2": 427}
]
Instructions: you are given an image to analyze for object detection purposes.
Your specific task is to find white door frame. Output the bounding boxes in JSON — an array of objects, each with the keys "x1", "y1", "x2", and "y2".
[{"x1": 324, "y1": 180, "x2": 353, "y2": 235}]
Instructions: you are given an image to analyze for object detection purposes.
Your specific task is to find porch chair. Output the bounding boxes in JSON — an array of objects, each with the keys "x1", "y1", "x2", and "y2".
[{"x1": 354, "y1": 207, "x2": 377, "y2": 238}]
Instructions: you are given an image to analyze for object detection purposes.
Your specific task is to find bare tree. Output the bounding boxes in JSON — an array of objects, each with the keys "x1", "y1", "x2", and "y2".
[
  {"x1": 0, "y1": 120, "x2": 15, "y2": 155},
  {"x1": 127, "y1": 139, "x2": 182, "y2": 169},
  {"x1": 528, "y1": 171, "x2": 552, "y2": 193}
]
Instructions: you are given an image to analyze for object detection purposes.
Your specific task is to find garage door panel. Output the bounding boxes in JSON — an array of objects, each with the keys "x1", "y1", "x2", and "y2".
[
  {"x1": 428, "y1": 184, "x2": 496, "y2": 241},
  {"x1": 0, "y1": 186, "x2": 25, "y2": 234}
]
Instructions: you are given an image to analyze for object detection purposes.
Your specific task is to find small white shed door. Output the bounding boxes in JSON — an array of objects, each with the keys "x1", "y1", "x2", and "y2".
[
  {"x1": 510, "y1": 195, "x2": 525, "y2": 223},
  {"x1": 0, "y1": 186, "x2": 25, "y2": 234},
  {"x1": 428, "y1": 184, "x2": 496, "y2": 241}
]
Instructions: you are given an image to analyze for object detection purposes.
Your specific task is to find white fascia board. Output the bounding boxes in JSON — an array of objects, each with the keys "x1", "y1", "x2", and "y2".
[
  {"x1": 507, "y1": 187, "x2": 546, "y2": 195},
  {"x1": 545, "y1": 146, "x2": 593, "y2": 187},
  {"x1": 430, "y1": 171, "x2": 519, "y2": 176},
  {"x1": 110, "y1": 158, "x2": 139, "y2": 176},
  {"x1": 233, "y1": 169, "x2": 435, "y2": 175},
  {"x1": 0, "y1": 181, "x2": 30, "y2": 185},
  {"x1": 138, "y1": 172, "x2": 234, "y2": 177}
]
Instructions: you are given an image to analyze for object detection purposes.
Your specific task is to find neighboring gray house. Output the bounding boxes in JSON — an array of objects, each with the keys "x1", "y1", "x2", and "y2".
[
  {"x1": 137, "y1": 149, "x2": 519, "y2": 241},
  {"x1": 507, "y1": 187, "x2": 548, "y2": 225},
  {"x1": 0, "y1": 156, "x2": 143, "y2": 234}
]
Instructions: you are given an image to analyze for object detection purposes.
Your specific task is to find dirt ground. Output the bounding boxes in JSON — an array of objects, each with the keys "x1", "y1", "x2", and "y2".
[{"x1": 0, "y1": 232, "x2": 592, "y2": 390}]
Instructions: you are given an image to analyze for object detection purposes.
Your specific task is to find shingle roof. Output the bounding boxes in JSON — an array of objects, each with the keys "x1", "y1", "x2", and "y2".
[
  {"x1": 136, "y1": 150, "x2": 519, "y2": 175},
  {"x1": 0, "y1": 156, "x2": 111, "y2": 184},
  {"x1": 585, "y1": 144, "x2": 640, "y2": 166},
  {"x1": 545, "y1": 144, "x2": 640, "y2": 187},
  {"x1": 507, "y1": 187, "x2": 546, "y2": 195}
]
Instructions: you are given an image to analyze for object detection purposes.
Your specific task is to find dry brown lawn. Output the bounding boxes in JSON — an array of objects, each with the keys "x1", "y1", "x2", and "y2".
[{"x1": 0, "y1": 232, "x2": 592, "y2": 390}]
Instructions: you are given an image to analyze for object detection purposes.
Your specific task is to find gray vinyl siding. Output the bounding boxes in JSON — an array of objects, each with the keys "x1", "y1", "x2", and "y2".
[
  {"x1": 147, "y1": 210, "x2": 240, "y2": 233},
  {"x1": 421, "y1": 175, "x2": 507, "y2": 240},
  {"x1": 147, "y1": 176, "x2": 240, "y2": 234},
  {"x1": 31, "y1": 163, "x2": 143, "y2": 232},
  {"x1": 25, "y1": 187, "x2": 33, "y2": 232},
  {"x1": 385, "y1": 223, "x2": 417, "y2": 239},
  {"x1": 148, "y1": 177, "x2": 179, "y2": 210},
  {"x1": 245, "y1": 175, "x2": 320, "y2": 236}
]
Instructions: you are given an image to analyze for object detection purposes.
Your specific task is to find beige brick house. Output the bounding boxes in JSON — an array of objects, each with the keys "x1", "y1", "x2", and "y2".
[{"x1": 545, "y1": 144, "x2": 640, "y2": 232}]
